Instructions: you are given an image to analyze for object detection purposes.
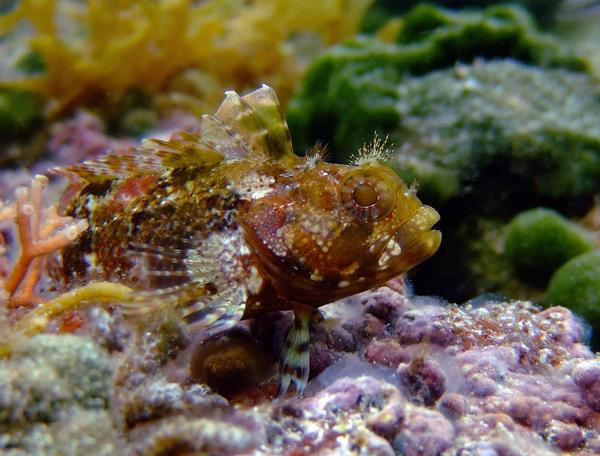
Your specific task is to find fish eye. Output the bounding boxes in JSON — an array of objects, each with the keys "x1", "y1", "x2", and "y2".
[
  {"x1": 341, "y1": 172, "x2": 395, "y2": 221},
  {"x1": 353, "y1": 183, "x2": 378, "y2": 207}
]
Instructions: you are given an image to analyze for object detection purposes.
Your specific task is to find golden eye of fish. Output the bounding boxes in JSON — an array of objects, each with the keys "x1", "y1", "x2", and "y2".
[
  {"x1": 341, "y1": 173, "x2": 395, "y2": 221},
  {"x1": 353, "y1": 183, "x2": 378, "y2": 207}
]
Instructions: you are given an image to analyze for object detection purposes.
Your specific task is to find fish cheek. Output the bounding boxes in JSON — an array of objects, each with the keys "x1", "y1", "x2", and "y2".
[
  {"x1": 326, "y1": 223, "x2": 373, "y2": 272},
  {"x1": 241, "y1": 197, "x2": 288, "y2": 256}
]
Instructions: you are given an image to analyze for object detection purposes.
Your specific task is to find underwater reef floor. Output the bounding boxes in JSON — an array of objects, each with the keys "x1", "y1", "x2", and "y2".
[{"x1": 2, "y1": 285, "x2": 600, "y2": 455}]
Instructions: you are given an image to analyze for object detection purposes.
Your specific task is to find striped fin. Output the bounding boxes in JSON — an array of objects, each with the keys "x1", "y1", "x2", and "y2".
[
  {"x1": 52, "y1": 85, "x2": 291, "y2": 182},
  {"x1": 121, "y1": 283, "x2": 247, "y2": 335},
  {"x1": 141, "y1": 132, "x2": 225, "y2": 168},
  {"x1": 52, "y1": 134, "x2": 225, "y2": 182},
  {"x1": 120, "y1": 241, "x2": 208, "y2": 314},
  {"x1": 215, "y1": 85, "x2": 294, "y2": 160},
  {"x1": 120, "y1": 228, "x2": 248, "y2": 337},
  {"x1": 51, "y1": 148, "x2": 148, "y2": 182},
  {"x1": 182, "y1": 287, "x2": 247, "y2": 335},
  {"x1": 198, "y1": 114, "x2": 250, "y2": 158},
  {"x1": 118, "y1": 282, "x2": 208, "y2": 315},
  {"x1": 278, "y1": 308, "x2": 315, "y2": 397}
]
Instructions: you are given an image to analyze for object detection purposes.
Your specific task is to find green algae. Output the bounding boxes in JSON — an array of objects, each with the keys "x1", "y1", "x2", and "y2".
[
  {"x1": 546, "y1": 250, "x2": 600, "y2": 336},
  {"x1": 390, "y1": 61, "x2": 600, "y2": 209},
  {"x1": 0, "y1": 88, "x2": 42, "y2": 140},
  {"x1": 287, "y1": 4, "x2": 588, "y2": 157},
  {"x1": 504, "y1": 208, "x2": 596, "y2": 284},
  {"x1": 288, "y1": 3, "x2": 599, "y2": 303},
  {"x1": 361, "y1": 0, "x2": 564, "y2": 32}
]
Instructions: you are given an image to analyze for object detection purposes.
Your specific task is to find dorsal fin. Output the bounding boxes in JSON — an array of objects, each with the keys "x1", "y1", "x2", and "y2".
[
  {"x1": 51, "y1": 133, "x2": 225, "y2": 182},
  {"x1": 198, "y1": 114, "x2": 250, "y2": 158},
  {"x1": 51, "y1": 85, "x2": 292, "y2": 182},
  {"x1": 51, "y1": 147, "x2": 153, "y2": 182},
  {"x1": 215, "y1": 85, "x2": 294, "y2": 160}
]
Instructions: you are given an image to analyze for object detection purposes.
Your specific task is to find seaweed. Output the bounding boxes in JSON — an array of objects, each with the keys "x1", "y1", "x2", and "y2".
[{"x1": 0, "y1": 0, "x2": 372, "y2": 118}]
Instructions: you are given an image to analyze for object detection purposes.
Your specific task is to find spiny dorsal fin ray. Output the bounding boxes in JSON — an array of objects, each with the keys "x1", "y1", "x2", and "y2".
[
  {"x1": 51, "y1": 148, "x2": 148, "y2": 182},
  {"x1": 198, "y1": 114, "x2": 250, "y2": 158},
  {"x1": 215, "y1": 91, "x2": 270, "y2": 156},
  {"x1": 51, "y1": 136, "x2": 225, "y2": 182},
  {"x1": 52, "y1": 85, "x2": 292, "y2": 182},
  {"x1": 214, "y1": 85, "x2": 294, "y2": 160}
]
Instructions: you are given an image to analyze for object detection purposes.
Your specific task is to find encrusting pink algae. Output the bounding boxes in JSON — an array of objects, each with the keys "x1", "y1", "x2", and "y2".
[{"x1": 4, "y1": 284, "x2": 597, "y2": 454}]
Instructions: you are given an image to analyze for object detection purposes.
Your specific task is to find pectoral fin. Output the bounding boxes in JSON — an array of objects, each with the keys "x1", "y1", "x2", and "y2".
[{"x1": 278, "y1": 307, "x2": 316, "y2": 397}]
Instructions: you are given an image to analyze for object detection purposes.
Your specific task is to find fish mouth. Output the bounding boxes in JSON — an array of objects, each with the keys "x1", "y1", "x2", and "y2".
[
  {"x1": 241, "y1": 205, "x2": 441, "y2": 305},
  {"x1": 373, "y1": 205, "x2": 441, "y2": 281}
]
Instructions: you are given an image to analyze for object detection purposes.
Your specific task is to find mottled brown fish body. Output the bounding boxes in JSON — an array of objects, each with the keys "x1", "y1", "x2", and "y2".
[{"x1": 50, "y1": 85, "x2": 441, "y2": 339}]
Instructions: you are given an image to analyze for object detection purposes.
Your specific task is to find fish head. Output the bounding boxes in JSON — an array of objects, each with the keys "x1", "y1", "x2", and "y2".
[{"x1": 241, "y1": 160, "x2": 441, "y2": 305}]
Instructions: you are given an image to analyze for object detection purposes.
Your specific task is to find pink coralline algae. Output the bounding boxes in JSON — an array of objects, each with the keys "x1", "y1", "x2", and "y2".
[
  {"x1": 3, "y1": 282, "x2": 600, "y2": 454},
  {"x1": 257, "y1": 287, "x2": 600, "y2": 455},
  {"x1": 48, "y1": 111, "x2": 136, "y2": 167}
]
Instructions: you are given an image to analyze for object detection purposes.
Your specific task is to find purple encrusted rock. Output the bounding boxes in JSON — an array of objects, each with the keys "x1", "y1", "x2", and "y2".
[
  {"x1": 393, "y1": 408, "x2": 454, "y2": 456},
  {"x1": 544, "y1": 420, "x2": 585, "y2": 451},
  {"x1": 507, "y1": 395, "x2": 553, "y2": 430},
  {"x1": 397, "y1": 357, "x2": 447, "y2": 406},
  {"x1": 48, "y1": 111, "x2": 136, "y2": 166},
  {"x1": 394, "y1": 304, "x2": 456, "y2": 347},
  {"x1": 572, "y1": 360, "x2": 600, "y2": 412},
  {"x1": 364, "y1": 338, "x2": 411, "y2": 368},
  {"x1": 8, "y1": 282, "x2": 600, "y2": 454},
  {"x1": 438, "y1": 392, "x2": 469, "y2": 419}
]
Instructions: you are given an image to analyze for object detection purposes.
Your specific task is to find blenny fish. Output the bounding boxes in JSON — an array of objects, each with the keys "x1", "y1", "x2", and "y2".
[{"x1": 50, "y1": 86, "x2": 441, "y2": 394}]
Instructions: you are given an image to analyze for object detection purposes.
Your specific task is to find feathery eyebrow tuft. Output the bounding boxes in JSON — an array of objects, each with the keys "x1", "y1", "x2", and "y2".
[
  {"x1": 302, "y1": 141, "x2": 329, "y2": 170},
  {"x1": 350, "y1": 133, "x2": 393, "y2": 166}
]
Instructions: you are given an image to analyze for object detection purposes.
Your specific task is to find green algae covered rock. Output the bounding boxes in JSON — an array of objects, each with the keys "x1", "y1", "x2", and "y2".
[
  {"x1": 383, "y1": 60, "x2": 600, "y2": 301},
  {"x1": 0, "y1": 334, "x2": 112, "y2": 425},
  {"x1": 362, "y1": 0, "x2": 564, "y2": 32},
  {"x1": 289, "y1": 4, "x2": 599, "y2": 303},
  {"x1": 546, "y1": 250, "x2": 600, "y2": 333},
  {"x1": 504, "y1": 208, "x2": 596, "y2": 283},
  {"x1": 390, "y1": 61, "x2": 600, "y2": 208},
  {"x1": 0, "y1": 88, "x2": 42, "y2": 140},
  {"x1": 288, "y1": 4, "x2": 588, "y2": 156},
  {"x1": 293, "y1": 55, "x2": 600, "y2": 209}
]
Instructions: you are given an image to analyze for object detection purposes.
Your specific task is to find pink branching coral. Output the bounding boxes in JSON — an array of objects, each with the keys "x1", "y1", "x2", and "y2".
[
  {"x1": 0, "y1": 174, "x2": 88, "y2": 308},
  {"x1": 0, "y1": 200, "x2": 16, "y2": 302}
]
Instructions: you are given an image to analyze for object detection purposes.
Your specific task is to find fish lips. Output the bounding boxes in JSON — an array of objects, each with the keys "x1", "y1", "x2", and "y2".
[{"x1": 371, "y1": 205, "x2": 442, "y2": 280}]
